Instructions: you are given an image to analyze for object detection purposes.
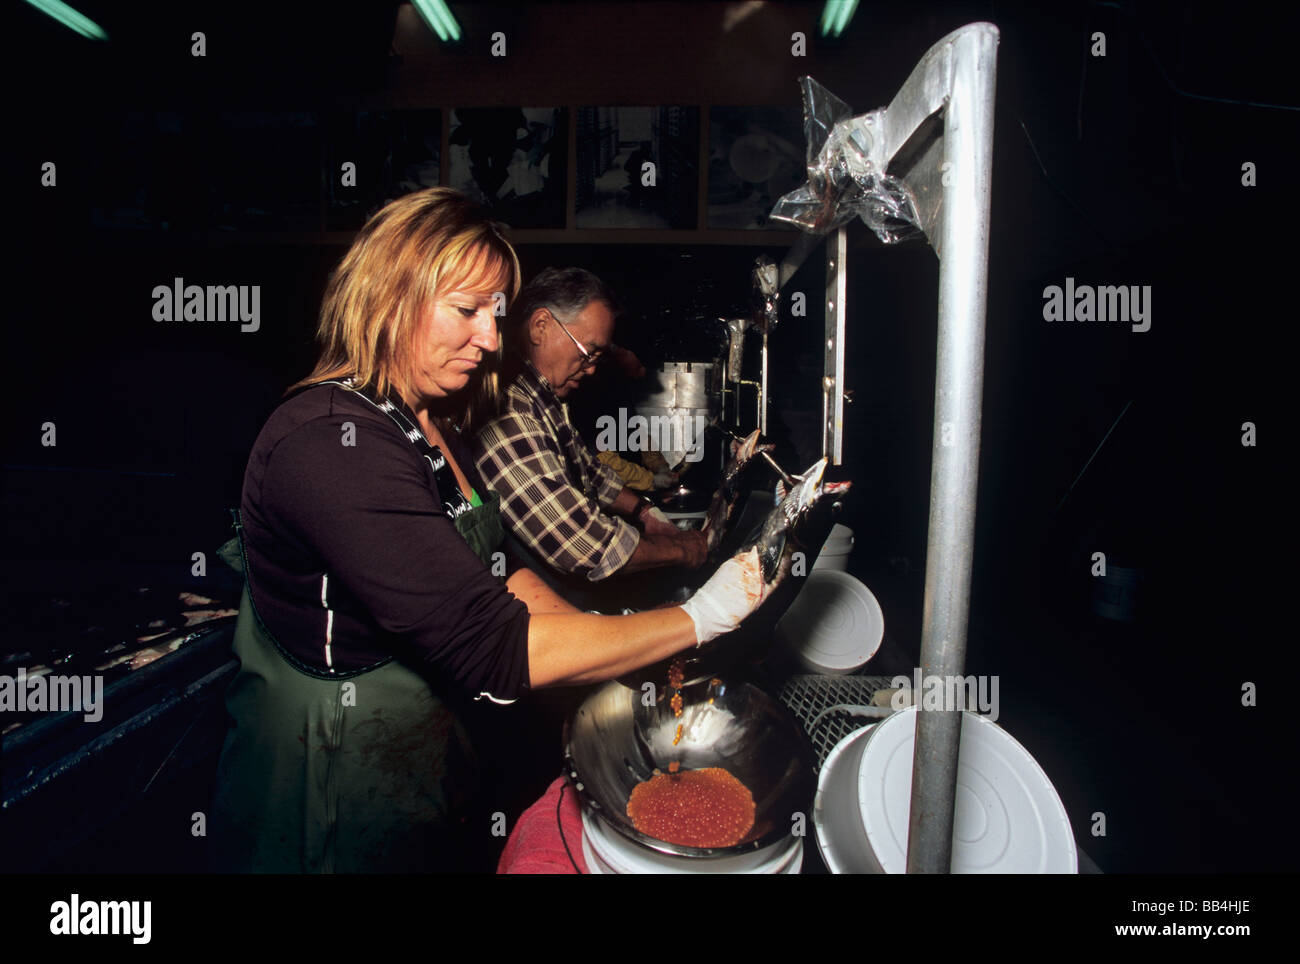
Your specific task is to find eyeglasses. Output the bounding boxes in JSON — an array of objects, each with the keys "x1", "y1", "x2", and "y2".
[{"x1": 548, "y1": 308, "x2": 606, "y2": 370}]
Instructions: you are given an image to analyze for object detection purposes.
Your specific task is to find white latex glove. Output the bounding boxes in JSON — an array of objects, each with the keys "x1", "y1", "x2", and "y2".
[
  {"x1": 652, "y1": 470, "x2": 677, "y2": 489},
  {"x1": 678, "y1": 546, "x2": 770, "y2": 646}
]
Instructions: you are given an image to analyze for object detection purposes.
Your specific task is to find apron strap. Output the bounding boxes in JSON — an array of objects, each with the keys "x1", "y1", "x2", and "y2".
[{"x1": 314, "y1": 379, "x2": 475, "y2": 520}]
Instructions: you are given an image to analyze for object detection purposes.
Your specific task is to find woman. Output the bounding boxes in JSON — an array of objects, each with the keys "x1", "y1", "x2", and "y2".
[{"x1": 211, "y1": 188, "x2": 768, "y2": 873}]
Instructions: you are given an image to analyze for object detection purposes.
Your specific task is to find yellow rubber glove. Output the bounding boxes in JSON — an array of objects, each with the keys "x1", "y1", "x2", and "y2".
[{"x1": 596, "y1": 450, "x2": 654, "y2": 491}]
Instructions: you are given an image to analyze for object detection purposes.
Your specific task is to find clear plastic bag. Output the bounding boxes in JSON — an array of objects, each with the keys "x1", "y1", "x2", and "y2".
[
  {"x1": 770, "y1": 76, "x2": 923, "y2": 243},
  {"x1": 752, "y1": 255, "x2": 780, "y2": 332}
]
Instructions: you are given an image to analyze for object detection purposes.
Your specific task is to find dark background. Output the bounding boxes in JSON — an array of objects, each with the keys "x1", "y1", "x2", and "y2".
[{"x1": 3, "y1": 0, "x2": 1294, "y2": 873}]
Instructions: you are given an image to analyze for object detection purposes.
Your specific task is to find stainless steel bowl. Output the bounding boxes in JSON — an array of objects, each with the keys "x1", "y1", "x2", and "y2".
[{"x1": 563, "y1": 677, "x2": 816, "y2": 858}]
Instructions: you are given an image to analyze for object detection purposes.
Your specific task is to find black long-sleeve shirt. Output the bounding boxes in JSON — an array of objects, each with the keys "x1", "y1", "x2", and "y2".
[{"x1": 240, "y1": 383, "x2": 531, "y2": 702}]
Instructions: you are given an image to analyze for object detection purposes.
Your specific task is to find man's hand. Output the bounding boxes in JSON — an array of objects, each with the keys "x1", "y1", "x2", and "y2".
[
  {"x1": 620, "y1": 523, "x2": 707, "y2": 574},
  {"x1": 639, "y1": 504, "x2": 679, "y2": 537},
  {"x1": 674, "y1": 529, "x2": 708, "y2": 569},
  {"x1": 651, "y1": 470, "x2": 678, "y2": 490}
]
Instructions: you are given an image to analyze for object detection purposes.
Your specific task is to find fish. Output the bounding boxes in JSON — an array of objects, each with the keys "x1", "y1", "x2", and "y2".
[
  {"x1": 699, "y1": 429, "x2": 774, "y2": 554},
  {"x1": 180, "y1": 608, "x2": 238, "y2": 627},
  {"x1": 94, "y1": 636, "x2": 188, "y2": 672},
  {"x1": 738, "y1": 457, "x2": 851, "y2": 586},
  {"x1": 127, "y1": 639, "x2": 187, "y2": 671}
]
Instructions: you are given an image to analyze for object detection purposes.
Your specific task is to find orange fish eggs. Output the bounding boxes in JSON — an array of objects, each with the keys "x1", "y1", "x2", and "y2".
[{"x1": 626, "y1": 767, "x2": 756, "y2": 848}]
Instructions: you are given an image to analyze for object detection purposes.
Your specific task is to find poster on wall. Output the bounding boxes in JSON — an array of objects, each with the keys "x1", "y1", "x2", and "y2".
[
  {"x1": 326, "y1": 111, "x2": 442, "y2": 230},
  {"x1": 707, "y1": 106, "x2": 805, "y2": 230},
  {"x1": 575, "y1": 106, "x2": 699, "y2": 229},
  {"x1": 447, "y1": 107, "x2": 567, "y2": 229}
]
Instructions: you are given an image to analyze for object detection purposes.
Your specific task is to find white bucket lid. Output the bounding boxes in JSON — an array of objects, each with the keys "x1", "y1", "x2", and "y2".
[
  {"x1": 775, "y1": 570, "x2": 884, "y2": 673},
  {"x1": 821, "y1": 523, "x2": 854, "y2": 552},
  {"x1": 857, "y1": 707, "x2": 1077, "y2": 873}
]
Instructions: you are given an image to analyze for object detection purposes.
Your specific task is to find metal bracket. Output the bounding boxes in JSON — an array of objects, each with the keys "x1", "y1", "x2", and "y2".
[{"x1": 823, "y1": 227, "x2": 847, "y2": 464}]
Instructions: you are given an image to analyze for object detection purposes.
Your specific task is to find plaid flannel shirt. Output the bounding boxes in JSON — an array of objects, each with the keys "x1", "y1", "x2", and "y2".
[{"x1": 473, "y1": 363, "x2": 639, "y2": 581}]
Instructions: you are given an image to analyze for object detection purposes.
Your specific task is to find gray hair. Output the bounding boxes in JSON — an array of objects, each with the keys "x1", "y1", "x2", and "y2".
[{"x1": 506, "y1": 266, "x2": 619, "y2": 356}]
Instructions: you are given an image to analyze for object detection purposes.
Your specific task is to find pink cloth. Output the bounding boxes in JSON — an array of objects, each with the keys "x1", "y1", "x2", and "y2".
[{"x1": 497, "y1": 776, "x2": 589, "y2": 874}]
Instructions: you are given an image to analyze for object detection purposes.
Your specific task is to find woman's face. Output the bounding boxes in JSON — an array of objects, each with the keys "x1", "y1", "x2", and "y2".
[{"x1": 408, "y1": 286, "x2": 500, "y2": 402}]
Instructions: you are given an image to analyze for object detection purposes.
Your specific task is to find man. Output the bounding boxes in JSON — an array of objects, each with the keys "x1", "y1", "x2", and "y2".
[{"x1": 474, "y1": 267, "x2": 706, "y2": 602}]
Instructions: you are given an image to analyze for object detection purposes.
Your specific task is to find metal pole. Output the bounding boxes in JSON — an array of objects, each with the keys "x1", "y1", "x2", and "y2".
[{"x1": 906, "y1": 23, "x2": 999, "y2": 874}]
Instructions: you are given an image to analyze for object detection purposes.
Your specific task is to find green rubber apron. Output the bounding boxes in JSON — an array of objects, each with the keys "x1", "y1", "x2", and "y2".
[{"x1": 212, "y1": 389, "x2": 506, "y2": 874}]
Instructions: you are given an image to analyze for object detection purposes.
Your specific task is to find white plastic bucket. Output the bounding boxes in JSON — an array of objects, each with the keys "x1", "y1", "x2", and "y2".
[
  {"x1": 812, "y1": 523, "x2": 854, "y2": 572},
  {"x1": 813, "y1": 708, "x2": 1077, "y2": 873},
  {"x1": 580, "y1": 808, "x2": 802, "y2": 874},
  {"x1": 812, "y1": 725, "x2": 878, "y2": 873}
]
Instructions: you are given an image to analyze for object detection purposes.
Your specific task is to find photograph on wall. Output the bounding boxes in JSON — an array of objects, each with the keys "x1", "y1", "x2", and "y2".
[
  {"x1": 707, "y1": 106, "x2": 805, "y2": 230},
  {"x1": 575, "y1": 107, "x2": 699, "y2": 229},
  {"x1": 326, "y1": 111, "x2": 442, "y2": 230},
  {"x1": 447, "y1": 107, "x2": 566, "y2": 229}
]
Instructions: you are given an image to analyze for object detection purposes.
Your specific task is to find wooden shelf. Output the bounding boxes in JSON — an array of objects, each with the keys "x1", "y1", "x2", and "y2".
[
  {"x1": 507, "y1": 229, "x2": 801, "y2": 246},
  {"x1": 100, "y1": 228, "x2": 803, "y2": 248}
]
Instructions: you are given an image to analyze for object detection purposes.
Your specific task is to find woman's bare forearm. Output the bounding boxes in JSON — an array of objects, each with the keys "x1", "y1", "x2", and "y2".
[
  {"x1": 527, "y1": 608, "x2": 697, "y2": 688},
  {"x1": 506, "y1": 566, "x2": 582, "y2": 614}
]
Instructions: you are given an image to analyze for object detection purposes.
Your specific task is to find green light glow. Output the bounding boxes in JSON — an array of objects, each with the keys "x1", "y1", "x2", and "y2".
[
  {"x1": 819, "y1": 1, "x2": 838, "y2": 37},
  {"x1": 23, "y1": 0, "x2": 109, "y2": 41},
  {"x1": 832, "y1": 0, "x2": 859, "y2": 36},
  {"x1": 413, "y1": 0, "x2": 449, "y2": 41},
  {"x1": 414, "y1": 0, "x2": 461, "y2": 43},
  {"x1": 820, "y1": 0, "x2": 859, "y2": 38},
  {"x1": 427, "y1": 0, "x2": 460, "y2": 42}
]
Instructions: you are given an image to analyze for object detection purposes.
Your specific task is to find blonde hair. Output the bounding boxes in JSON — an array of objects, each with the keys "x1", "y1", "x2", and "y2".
[{"x1": 290, "y1": 188, "x2": 520, "y2": 432}]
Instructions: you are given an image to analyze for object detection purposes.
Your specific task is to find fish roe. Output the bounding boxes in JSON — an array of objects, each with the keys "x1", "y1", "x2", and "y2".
[
  {"x1": 668, "y1": 657, "x2": 685, "y2": 717},
  {"x1": 668, "y1": 761, "x2": 681, "y2": 774},
  {"x1": 627, "y1": 767, "x2": 756, "y2": 848},
  {"x1": 667, "y1": 659, "x2": 685, "y2": 689},
  {"x1": 672, "y1": 723, "x2": 683, "y2": 745}
]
